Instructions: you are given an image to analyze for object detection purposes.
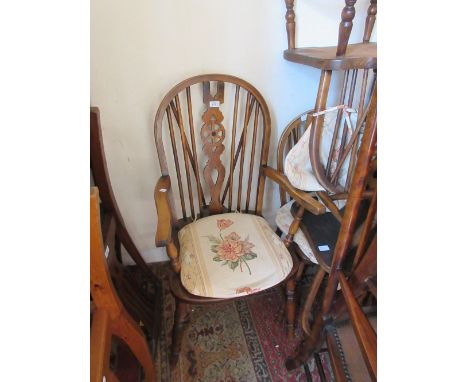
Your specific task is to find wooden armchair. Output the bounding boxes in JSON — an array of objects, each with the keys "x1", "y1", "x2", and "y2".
[
  {"x1": 91, "y1": 187, "x2": 156, "y2": 382},
  {"x1": 285, "y1": 81, "x2": 378, "y2": 381},
  {"x1": 153, "y1": 74, "x2": 308, "y2": 366}
]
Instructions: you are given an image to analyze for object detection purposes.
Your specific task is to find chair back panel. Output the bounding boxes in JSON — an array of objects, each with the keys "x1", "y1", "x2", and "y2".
[
  {"x1": 277, "y1": 69, "x2": 376, "y2": 198},
  {"x1": 154, "y1": 74, "x2": 271, "y2": 221}
]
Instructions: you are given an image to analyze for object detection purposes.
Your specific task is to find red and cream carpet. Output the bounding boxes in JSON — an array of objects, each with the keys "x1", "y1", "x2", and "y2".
[
  {"x1": 150, "y1": 263, "x2": 334, "y2": 382},
  {"x1": 113, "y1": 263, "x2": 333, "y2": 381}
]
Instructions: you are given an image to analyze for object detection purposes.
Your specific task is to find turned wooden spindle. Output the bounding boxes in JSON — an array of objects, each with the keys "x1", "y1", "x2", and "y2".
[
  {"x1": 363, "y1": 0, "x2": 377, "y2": 43},
  {"x1": 336, "y1": 0, "x2": 357, "y2": 56},
  {"x1": 285, "y1": 0, "x2": 296, "y2": 50}
]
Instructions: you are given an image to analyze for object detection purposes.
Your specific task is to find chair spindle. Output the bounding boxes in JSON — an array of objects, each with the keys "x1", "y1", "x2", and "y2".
[
  {"x1": 228, "y1": 85, "x2": 240, "y2": 211},
  {"x1": 237, "y1": 93, "x2": 254, "y2": 211},
  {"x1": 326, "y1": 70, "x2": 350, "y2": 176},
  {"x1": 245, "y1": 102, "x2": 260, "y2": 212},
  {"x1": 336, "y1": 0, "x2": 357, "y2": 56},
  {"x1": 174, "y1": 94, "x2": 195, "y2": 219},
  {"x1": 285, "y1": 0, "x2": 296, "y2": 50},
  {"x1": 186, "y1": 86, "x2": 206, "y2": 210},
  {"x1": 363, "y1": 0, "x2": 377, "y2": 43},
  {"x1": 166, "y1": 108, "x2": 187, "y2": 219}
]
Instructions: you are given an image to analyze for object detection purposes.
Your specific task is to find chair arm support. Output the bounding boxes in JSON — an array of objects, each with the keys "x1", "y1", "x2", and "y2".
[
  {"x1": 261, "y1": 166, "x2": 326, "y2": 215},
  {"x1": 155, "y1": 176, "x2": 174, "y2": 247}
]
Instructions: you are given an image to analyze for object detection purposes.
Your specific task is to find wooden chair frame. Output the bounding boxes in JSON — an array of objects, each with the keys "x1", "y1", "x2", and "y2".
[
  {"x1": 283, "y1": 0, "x2": 377, "y2": 196},
  {"x1": 154, "y1": 74, "x2": 306, "y2": 366},
  {"x1": 91, "y1": 107, "x2": 162, "y2": 349},
  {"x1": 285, "y1": 83, "x2": 377, "y2": 382},
  {"x1": 91, "y1": 187, "x2": 156, "y2": 382}
]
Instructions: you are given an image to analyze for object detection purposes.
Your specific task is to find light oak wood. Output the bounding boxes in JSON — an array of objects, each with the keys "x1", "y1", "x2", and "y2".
[{"x1": 91, "y1": 187, "x2": 156, "y2": 382}]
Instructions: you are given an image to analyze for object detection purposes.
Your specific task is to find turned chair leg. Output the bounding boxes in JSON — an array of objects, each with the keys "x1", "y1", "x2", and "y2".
[
  {"x1": 170, "y1": 299, "x2": 190, "y2": 369},
  {"x1": 286, "y1": 278, "x2": 297, "y2": 339}
]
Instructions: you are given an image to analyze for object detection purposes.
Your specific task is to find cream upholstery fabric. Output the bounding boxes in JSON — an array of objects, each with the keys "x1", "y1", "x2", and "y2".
[
  {"x1": 178, "y1": 213, "x2": 293, "y2": 298},
  {"x1": 284, "y1": 107, "x2": 358, "y2": 192},
  {"x1": 275, "y1": 201, "x2": 317, "y2": 264}
]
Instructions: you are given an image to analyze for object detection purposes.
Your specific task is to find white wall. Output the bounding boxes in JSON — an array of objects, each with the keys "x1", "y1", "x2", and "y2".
[{"x1": 91, "y1": 0, "x2": 375, "y2": 263}]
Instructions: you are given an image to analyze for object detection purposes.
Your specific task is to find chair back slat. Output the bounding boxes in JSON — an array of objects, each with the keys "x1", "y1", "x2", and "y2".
[
  {"x1": 185, "y1": 86, "x2": 206, "y2": 210},
  {"x1": 237, "y1": 93, "x2": 256, "y2": 211},
  {"x1": 155, "y1": 74, "x2": 271, "y2": 220},
  {"x1": 326, "y1": 70, "x2": 350, "y2": 176},
  {"x1": 165, "y1": 107, "x2": 187, "y2": 219},
  {"x1": 200, "y1": 81, "x2": 227, "y2": 214},
  {"x1": 246, "y1": 103, "x2": 261, "y2": 212},
  {"x1": 227, "y1": 85, "x2": 240, "y2": 210},
  {"x1": 174, "y1": 94, "x2": 196, "y2": 219}
]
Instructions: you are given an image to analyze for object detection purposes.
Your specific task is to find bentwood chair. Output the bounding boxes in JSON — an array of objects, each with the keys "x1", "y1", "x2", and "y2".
[{"x1": 153, "y1": 74, "x2": 323, "y2": 365}]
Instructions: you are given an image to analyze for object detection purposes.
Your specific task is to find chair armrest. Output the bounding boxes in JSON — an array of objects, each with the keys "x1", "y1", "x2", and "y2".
[
  {"x1": 154, "y1": 176, "x2": 174, "y2": 247},
  {"x1": 261, "y1": 166, "x2": 326, "y2": 215}
]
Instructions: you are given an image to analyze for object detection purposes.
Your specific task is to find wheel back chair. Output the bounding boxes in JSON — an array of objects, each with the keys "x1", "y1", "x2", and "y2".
[
  {"x1": 153, "y1": 74, "x2": 303, "y2": 366},
  {"x1": 262, "y1": 0, "x2": 377, "y2": 341},
  {"x1": 286, "y1": 83, "x2": 377, "y2": 382}
]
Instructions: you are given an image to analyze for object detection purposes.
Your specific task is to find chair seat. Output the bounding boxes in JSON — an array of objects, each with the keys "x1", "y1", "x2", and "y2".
[{"x1": 178, "y1": 213, "x2": 293, "y2": 298}]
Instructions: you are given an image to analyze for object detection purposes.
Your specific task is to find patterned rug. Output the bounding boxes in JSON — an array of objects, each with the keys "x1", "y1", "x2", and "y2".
[{"x1": 151, "y1": 263, "x2": 334, "y2": 382}]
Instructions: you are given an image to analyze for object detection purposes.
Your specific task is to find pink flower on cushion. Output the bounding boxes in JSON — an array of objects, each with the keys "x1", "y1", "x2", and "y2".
[
  {"x1": 224, "y1": 232, "x2": 241, "y2": 241},
  {"x1": 217, "y1": 239, "x2": 244, "y2": 261},
  {"x1": 236, "y1": 287, "x2": 260, "y2": 295},
  {"x1": 217, "y1": 218, "x2": 234, "y2": 230}
]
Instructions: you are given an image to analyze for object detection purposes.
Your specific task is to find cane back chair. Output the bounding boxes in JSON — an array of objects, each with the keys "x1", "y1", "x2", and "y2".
[{"x1": 153, "y1": 74, "x2": 303, "y2": 366}]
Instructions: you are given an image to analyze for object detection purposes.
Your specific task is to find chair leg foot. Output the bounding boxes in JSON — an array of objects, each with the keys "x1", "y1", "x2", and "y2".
[
  {"x1": 286, "y1": 278, "x2": 297, "y2": 339},
  {"x1": 170, "y1": 300, "x2": 190, "y2": 369}
]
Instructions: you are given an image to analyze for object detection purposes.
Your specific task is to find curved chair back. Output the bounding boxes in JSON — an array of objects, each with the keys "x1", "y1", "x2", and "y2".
[{"x1": 154, "y1": 74, "x2": 271, "y2": 221}]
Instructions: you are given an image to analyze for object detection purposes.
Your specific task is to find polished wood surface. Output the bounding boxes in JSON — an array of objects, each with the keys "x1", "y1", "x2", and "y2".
[
  {"x1": 91, "y1": 187, "x2": 156, "y2": 382},
  {"x1": 338, "y1": 271, "x2": 377, "y2": 381},
  {"x1": 336, "y1": 0, "x2": 357, "y2": 56},
  {"x1": 91, "y1": 107, "x2": 156, "y2": 281},
  {"x1": 154, "y1": 74, "x2": 271, "y2": 222},
  {"x1": 292, "y1": 88, "x2": 376, "y2": 382},
  {"x1": 283, "y1": 0, "x2": 377, "y2": 69},
  {"x1": 153, "y1": 74, "x2": 301, "y2": 364},
  {"x1": 285, "y1": 0, "x2": 296, "y2": 49},
  {"x1": 91, "y1": 107, "x2": 162, "y2": 348},
  {"x1": 284, "y1": 42, "x2": 376, "y2": 70}
]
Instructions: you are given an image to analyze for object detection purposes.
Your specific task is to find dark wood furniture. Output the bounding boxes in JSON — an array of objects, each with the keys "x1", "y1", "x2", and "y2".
[
  {"x1": 91, "y1": 187, "x2": 156, "y2": 382},
  {"x1": 91, "y1": 107, "x2": 162, "y2": 352},
  {"x1": 285, "y1": 83, "x2": 377, "y2": 382},
  {"x1": 269, "y1": 1, "x2": 378, "y2": 347},
  {"x1": 283, "y1": 0, "x2": 377, "y2": 195},
  {"x1": 153, "y1": 74, "x2": 306, "y2": 366}
]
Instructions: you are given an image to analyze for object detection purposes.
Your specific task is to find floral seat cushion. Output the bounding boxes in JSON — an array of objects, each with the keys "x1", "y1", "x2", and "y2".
[{"x1": 178, "y1": 213, "x2": 293, "y2": 298}]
